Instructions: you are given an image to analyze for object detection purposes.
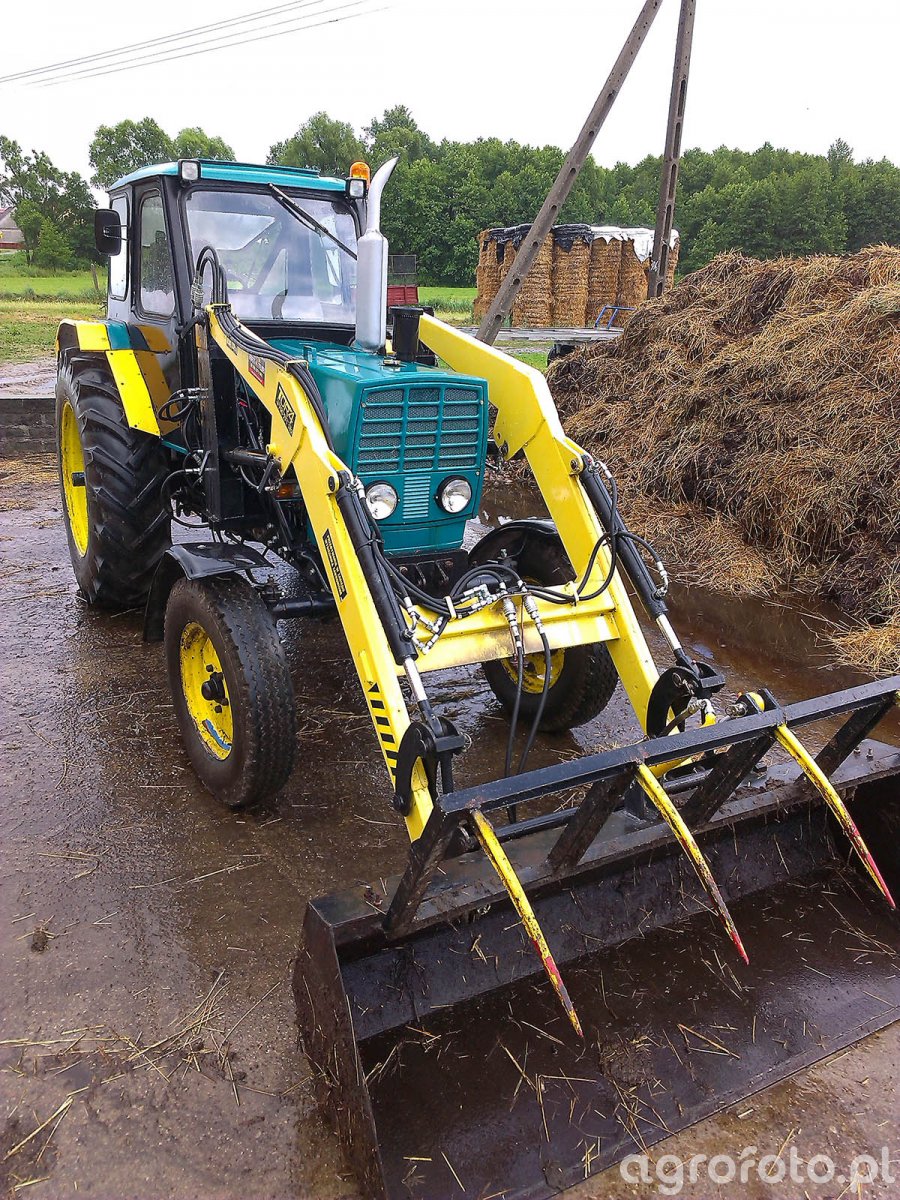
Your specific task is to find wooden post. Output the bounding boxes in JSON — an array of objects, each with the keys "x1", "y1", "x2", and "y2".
[{"x1": 647, "y1": 0, "x2": 696, "y2": 298}]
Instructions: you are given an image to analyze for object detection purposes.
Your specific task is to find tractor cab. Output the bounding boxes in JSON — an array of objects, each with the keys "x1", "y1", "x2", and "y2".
[{"x1": 80, "y1": 158, "x2": 488, "y2": 560}]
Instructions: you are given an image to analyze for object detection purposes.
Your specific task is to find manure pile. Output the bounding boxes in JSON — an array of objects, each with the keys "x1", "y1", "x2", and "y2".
[{"x1": 547, "y1": 247, "x2": 900, "y2": 673}]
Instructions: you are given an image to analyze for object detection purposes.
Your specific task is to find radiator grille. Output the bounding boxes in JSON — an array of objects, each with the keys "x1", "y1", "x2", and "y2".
[{"x1": 356, "y1": 385, "x2": 483, "y2": 482}]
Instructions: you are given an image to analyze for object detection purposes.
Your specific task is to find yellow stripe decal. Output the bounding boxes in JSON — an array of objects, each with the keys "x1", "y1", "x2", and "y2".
[
  {"x1": 105, "y1": 349, "x2": 161, "y2": 436},
  {"x1": 74, "y1": 322, "x2": 112, "y2": 352}
]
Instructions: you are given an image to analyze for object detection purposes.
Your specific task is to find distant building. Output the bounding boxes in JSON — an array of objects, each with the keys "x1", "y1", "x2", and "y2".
[{"x1": 0, "y1": 206, "x2": 25, "y2": 251}]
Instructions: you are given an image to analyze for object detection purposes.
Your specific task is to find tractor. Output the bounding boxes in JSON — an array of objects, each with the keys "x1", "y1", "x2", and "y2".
[{"x1": 56, "y1": 155, "x2": 900, "y2": 1200}]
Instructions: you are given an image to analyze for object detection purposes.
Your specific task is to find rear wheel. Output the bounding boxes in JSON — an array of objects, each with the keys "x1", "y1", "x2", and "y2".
[
  {"x1": 481, "y1": 535, "x2": 619, "y2": 732},
  {"x1": 56, "y1": 354, "x2": 171, "y2": 608},
  {"x1": 164, "y1": 576, "x2": 296, "y2": 807}
]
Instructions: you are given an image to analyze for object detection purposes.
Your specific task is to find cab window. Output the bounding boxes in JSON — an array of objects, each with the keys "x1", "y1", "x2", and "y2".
[
  {"x1": 108, "y1": 194, "x2": 128, "y2": 300},
  {"x1": 139, "y1": 193, "x2": 175, "y2": 316}
]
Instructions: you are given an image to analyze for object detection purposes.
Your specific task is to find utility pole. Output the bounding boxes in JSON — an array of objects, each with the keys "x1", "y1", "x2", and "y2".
[
  {"x1": 647, "y1": 0, "x2": 695, "y2": 297},
  {"x1": 477, "y1": 0, "x2": 665, "y2": 344}
]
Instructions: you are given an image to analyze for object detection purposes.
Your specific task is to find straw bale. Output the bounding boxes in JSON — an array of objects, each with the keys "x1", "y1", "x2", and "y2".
[
  {"x1": 546, "y1": 246, "x2": 900, "y2": 673},
  {"x1": 511, "y1": 234, "x2": 553, "y2": 327},
  {"x1": 665, "y1": 237, "x2": 680, "y2": 289},
  {"x1": 551, "y1": 237, "x2": 592, "y2": 327},
  {"x1": 616, "y1": 240, "x2": 651, "y2": 312},
  {"x1": 587, "y1": 237, "x2": 622, "y2": 327},
  {"x1": 473, "y1": 229, "x2": 502, "y2": 322}
]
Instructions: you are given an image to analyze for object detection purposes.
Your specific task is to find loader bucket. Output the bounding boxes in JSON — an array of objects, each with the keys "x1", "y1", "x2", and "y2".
[{"x1": 295, "y1": 681, "x2": 900, "y2": 1200}]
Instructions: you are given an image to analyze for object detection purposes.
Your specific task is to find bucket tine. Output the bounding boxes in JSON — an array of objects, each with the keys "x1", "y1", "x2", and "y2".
[
  {"x1": 635, "y1": 764, "x2": 749, "y2": 963},
  {"x1": 773, "y1": 723, "x2": 896, "y2": 909},
  {"x1": 471, "y1": 810, "x2": 584, "y2": 1038}
]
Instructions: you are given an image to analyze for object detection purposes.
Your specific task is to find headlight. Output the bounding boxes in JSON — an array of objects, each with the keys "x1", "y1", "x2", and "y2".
[
  {"x1": 437, "y1": 476, "x2": 472, "y2": 514},
  {"x1": 365, "y1": 482, "x2": 398, "y2": 520}
]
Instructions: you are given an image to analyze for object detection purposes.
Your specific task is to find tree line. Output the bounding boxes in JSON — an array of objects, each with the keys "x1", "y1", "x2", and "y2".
[{"x1": 2, "y1": 108, "x2": 899, "y2": 285}]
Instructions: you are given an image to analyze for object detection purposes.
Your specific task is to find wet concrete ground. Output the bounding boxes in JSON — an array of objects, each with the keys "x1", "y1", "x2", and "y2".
[{"x1": 1, "y1": 455, "x2": 897, "y2": 1199}]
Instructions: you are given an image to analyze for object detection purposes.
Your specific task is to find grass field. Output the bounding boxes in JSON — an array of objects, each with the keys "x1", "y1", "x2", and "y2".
[
  {"x1": 0, "y1": 299, "x2": 103, "y2": 363},
  {"x1": 0, "y1": 254, "x2": 104, "y2": 301},
  {"x1": 418, "y1": 286, "x2": 475, "y2": 323}
]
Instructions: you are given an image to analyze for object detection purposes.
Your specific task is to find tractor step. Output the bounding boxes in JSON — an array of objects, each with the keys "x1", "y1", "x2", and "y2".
[{"x1": 295, "y1": 731, "x2": 900, "y2": 1200}]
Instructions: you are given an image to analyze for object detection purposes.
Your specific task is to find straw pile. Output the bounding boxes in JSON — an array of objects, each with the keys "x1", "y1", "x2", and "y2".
[{"x1": 546, "y1": 247, "x2": 900, "y2": 674}]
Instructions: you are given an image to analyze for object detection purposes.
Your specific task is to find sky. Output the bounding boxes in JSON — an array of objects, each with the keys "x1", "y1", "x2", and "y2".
[{"x1": 2, "y1": 0, "x2": 899, "y2": 185}]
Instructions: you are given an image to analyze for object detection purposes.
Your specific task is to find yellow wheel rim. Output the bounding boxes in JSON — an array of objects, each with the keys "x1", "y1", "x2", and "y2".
[
  {"x1": 60, "y1": 401, "x2": 89, "y2": 557},
  {"x1": 179, "y1": 621, "x2": 234, "y2": 760},
  {"x1": 501, "y1": 646, "x2": 565, "y2": 694}
]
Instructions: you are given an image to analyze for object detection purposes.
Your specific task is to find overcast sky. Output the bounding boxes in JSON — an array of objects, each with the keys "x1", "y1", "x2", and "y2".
[{"x1": 3, "y1": 0, "x2": 899, "y2": 185}]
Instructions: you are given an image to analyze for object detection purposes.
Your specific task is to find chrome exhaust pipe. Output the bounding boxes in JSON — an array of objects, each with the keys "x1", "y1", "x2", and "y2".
[{"x1": 355, "y1": 156, "x2": 399, "y2": 353}]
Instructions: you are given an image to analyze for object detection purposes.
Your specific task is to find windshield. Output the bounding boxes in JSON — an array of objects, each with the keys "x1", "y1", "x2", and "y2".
[{"x1": 185, "y1": 189, "x2": 357, "y2": 323}]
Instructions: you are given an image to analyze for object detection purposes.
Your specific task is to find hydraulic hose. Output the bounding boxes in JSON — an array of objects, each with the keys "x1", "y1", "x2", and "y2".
[
  {"x1": 517, "y1": 625, "x2": 553, "y2": 775},
  {"x1": 580, "y1": 458, "x2": 669, "y2": 620}
]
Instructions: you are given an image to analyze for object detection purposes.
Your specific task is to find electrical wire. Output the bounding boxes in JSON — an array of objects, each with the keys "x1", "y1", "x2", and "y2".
[
  {"x1": 0, "y1": 0, "x2": 341, "y2": 85},
  {"x1": 34, "y1": 3, "x2": 385, "y2": 87}
]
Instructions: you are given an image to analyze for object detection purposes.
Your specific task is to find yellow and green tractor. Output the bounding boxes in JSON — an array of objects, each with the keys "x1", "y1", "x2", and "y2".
[{"x1": 56, "y1": 155, "x2": 900, "y2": 1199}]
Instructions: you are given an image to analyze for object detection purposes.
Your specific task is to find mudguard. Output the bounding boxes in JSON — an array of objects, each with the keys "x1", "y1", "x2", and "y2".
[{"x1": 143, "y1": 542, "x2": 270, "y2": 641}]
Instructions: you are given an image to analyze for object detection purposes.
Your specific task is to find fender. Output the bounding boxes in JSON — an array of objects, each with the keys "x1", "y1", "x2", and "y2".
[
  {"x1": 143, "y1": 542, "x2": 270, "y2": 641},
  {"x1": 57, "y1": 319, "x2": 170, "y2": 437},
  {"x1": 468, "y1": 518, "x2": 562, "y2": 570}
]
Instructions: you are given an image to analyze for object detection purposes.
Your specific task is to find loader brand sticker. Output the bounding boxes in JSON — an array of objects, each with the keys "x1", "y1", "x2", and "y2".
[
  {"x1": 248, "y1": 354, "x2": 266, "y2": 385},
  {"x1": 274, "y1": 382, "x2": 296, "y2": 435},
  {"x1": 322, "y1": 530, "x2": 347, "y2": 600}
]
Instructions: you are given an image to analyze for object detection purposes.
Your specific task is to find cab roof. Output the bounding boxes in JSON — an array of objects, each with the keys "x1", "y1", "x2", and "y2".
[{"x1": 110, "y1": 160, "x2": 348, "y2": 193}]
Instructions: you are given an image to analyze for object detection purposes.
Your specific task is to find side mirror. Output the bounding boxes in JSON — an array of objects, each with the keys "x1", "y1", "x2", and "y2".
[{"x1": 94, "y1": 209, "x2": 123, "y2": 256}]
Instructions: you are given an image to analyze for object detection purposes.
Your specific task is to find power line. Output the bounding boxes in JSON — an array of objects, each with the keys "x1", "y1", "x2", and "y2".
[
  {"x1": 0, "y1": 0, "x2": 334, "y2": 85},
  {"x1": 36, "y1": 2, "x2": 385, "y2": 88}
]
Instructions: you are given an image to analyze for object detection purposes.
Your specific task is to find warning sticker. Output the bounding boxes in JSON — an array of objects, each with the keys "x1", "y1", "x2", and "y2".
[{"x1": 322, "y1": 529, "x2": 347, "y2": 600}]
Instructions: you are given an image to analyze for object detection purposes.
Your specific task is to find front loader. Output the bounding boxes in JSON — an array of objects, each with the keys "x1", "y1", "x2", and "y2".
[{"x1": 55, "y1": 154, "x2": 900, "y2": 1199}]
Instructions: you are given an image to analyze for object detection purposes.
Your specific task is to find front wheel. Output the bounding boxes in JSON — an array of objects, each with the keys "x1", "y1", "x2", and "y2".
[
  {"x1": 164, "y1": 576, "x2": 296, "y2": 807},
  {"x1": 480, "y1": 533, "x2": 619, "y2": 732}
]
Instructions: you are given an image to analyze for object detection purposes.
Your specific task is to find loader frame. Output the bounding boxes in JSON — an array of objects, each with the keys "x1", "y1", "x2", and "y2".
[{"x1": 205, "y1": 305, "x2": 674, "y2": 841}]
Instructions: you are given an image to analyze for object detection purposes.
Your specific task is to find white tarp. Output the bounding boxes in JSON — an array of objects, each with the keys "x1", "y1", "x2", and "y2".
[{"x1": 589, "y1": 225, "x2": 679, "y2": 262}]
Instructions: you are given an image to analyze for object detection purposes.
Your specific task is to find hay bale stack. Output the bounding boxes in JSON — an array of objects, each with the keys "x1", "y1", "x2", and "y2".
[
  {"x1": 473, "y1": 229, "x2": 500, "y2": 321},
  {"x1": 617, "y1": 240, "x2": 651, "y2": 312},
  {"x1": 586, "y1": 234, "x2": 622, "y2": 326},
  {"x1": 665, "y1": 236, "x2": 680, "y2": 289},
  {"x1": 498, "y1": 237, "x2": 518, "y2": 287},
  {"x1": 511, "y1": 234, "x2": 553, "y2": 327},
  {"x1": 546, "y1": 246, "x2": 900, "y2": 674},
  {"x1": 551, "y1": 226, "x2": 593, "y2": 327},
  {"x1": 473, "y1": 229, "x2": 502, "y2": 322}
]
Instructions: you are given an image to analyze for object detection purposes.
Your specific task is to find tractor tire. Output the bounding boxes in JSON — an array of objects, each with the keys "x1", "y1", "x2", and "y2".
[
  {"x1": 56, "y1": 354, "x2": 171, "y2": 609},
  {"x1": 481, "y1": 535, "x2": 619, "y2": 733},
  {"x1": 164, "y1": 575, "x2": 296, "y2": 808}
]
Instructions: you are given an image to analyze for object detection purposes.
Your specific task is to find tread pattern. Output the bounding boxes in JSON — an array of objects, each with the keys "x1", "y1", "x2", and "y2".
[
  {"x1": 165, "y1": 576, "x2": 296, "y2": 807},
  {"x1": 57, "y1": 354, "x2": 171, "y2": 607}
]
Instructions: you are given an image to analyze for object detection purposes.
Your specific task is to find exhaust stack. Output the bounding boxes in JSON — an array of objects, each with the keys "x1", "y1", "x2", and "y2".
[{"x1": 355, "y1": 157, "x2": 399, "y2": 353}]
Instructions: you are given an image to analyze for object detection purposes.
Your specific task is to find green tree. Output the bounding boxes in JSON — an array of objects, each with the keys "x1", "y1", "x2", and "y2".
[
  {"x1": 89, "y1": 118, "x2": 173, "y2": 189},
  {"x1": 34, "y1": 216, "x2": 73, "y2": 270},
  {"x1": 268, "y1": 112, "x2": 365, "y2": 176},
  {"x1": 0, "y1": 136, "x2": 93, "y2": 264},
  {"x1": 172, "y1": 127, "x2": 235, "y2": 161},
  {"x1": 365, "y1": 105, "x2": 434, "y2": 165}
]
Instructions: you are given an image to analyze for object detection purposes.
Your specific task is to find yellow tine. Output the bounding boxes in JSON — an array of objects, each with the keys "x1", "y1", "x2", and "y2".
[
  {"x1": 774, "y1": 724, "x2": 896, "y2": 909},
  {"x1": 470, "y1": 810, "x2": 583, "y2": 1038},
  {"x1": 635, "y1": 764, "x2": 749, "y2": 963}
]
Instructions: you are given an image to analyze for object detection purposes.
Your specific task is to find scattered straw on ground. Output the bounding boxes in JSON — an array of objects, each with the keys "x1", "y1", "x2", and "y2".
[{"x1": 547, "y1": 246, "x2": 900, "y2": 674}]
